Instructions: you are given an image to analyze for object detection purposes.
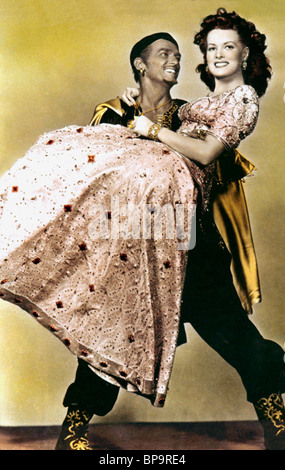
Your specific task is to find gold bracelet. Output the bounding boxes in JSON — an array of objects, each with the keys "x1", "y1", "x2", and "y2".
[
  {"x1": 148, "y1": 123, "x2": 163, "y2": 141},
  {"x1": 196, "y1": 129, "x2": 207, "y2": 140}
]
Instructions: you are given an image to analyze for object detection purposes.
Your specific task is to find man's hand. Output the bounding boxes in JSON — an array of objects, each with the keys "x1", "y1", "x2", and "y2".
[{"x1": 121, "y1": 87, "x2": 140, "y2": 106}]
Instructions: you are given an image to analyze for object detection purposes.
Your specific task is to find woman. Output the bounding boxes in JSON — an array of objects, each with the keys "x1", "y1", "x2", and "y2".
[
  {"x1": 124, "y1": 8, "x2": 285, "y2": 450},
  {"x1": 0, "y1": 8, "x2": 284, "y2": 450}
]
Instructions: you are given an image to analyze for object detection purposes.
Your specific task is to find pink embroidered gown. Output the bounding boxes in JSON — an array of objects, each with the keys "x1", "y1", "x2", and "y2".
[{"x1": 0, "y1": 85, "x2": 259, "y2": 406}]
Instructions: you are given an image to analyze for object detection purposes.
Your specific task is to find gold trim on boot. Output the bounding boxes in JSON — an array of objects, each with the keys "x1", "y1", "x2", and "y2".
[
  {"x1": 254, "y1": 392, "x2": 285, "y2": 450},
  {"x1": 55, "y1": 408, "x2": 93, "y2": 450}
]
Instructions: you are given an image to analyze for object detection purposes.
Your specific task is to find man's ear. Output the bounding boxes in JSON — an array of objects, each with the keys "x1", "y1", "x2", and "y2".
[{"x1": 133, "y1": 57, "x2": 145, "y2": 73}]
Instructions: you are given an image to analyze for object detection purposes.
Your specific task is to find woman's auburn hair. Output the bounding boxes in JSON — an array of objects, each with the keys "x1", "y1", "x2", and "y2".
[{"x1": 194, "y1": 8, "x2": 272, "y2": 97}]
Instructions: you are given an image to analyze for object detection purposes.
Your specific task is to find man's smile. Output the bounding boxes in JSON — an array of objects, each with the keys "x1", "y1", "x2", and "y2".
[{"x1": 164, "y1": 66, "x2": 178, "y2": 75}]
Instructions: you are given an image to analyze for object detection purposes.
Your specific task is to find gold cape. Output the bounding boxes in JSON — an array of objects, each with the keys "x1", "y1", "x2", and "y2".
[
  {"x1": 89, "y1": 97, "x2": 125, "y2": 126},
  {"x1": 90, "y1": 98, "x2": 261, "y2": 314}
]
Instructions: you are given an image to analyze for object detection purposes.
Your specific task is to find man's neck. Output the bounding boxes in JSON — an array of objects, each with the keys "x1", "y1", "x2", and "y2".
[{"x1": 138, "y1": 80, "x2": 173, "y2": 112}]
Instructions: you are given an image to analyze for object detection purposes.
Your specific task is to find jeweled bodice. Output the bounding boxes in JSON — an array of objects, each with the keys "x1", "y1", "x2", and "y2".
[{"x1": 178, "y1": 85, "x2": 259, "y2": 150}]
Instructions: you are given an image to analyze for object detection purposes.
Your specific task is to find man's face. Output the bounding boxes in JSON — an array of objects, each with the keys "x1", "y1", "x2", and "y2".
[{"x1": 142, "y1": 39, "x2": 181, "y2": 85}]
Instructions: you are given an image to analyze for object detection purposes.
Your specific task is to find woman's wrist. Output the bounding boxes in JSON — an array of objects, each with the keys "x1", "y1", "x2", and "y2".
[{"x1": 148, "y1": 123, "x2": 164, "y2": 141}]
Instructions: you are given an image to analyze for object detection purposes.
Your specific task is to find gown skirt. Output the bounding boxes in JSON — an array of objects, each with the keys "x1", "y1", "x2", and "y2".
[{"x1": 0, "y1": 124, "x2": 197, "y2": 406}]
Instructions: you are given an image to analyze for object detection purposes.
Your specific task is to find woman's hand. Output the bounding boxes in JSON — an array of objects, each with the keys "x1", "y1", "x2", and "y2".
[
  {"x1": 130, "y1": 115, "x2": 154, "y2": 137},
  {"x1": 121, "y1": 87, "x2": 140, "y2": 106}
]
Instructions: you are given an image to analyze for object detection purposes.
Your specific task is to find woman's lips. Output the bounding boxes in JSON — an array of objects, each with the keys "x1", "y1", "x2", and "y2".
[{"x1": 214, "y1": 62, "x2": 229, "y2": 68}]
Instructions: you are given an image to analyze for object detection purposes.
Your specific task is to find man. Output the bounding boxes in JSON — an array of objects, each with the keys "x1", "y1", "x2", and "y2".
[
  {"x1": 56, "y1": 32, "x2": 285, "y2": 451},
  {"x1": 89, "y1": 33, "x2": 185, "y2": 131}
]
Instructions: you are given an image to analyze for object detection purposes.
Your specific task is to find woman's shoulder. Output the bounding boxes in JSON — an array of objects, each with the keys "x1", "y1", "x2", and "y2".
[
  {"x1": 180, "y1": 84, "x2": 258, "y2": 107},
  {"x1": 205, "y1": 84, "x2": 258, "y2": 105},
  {"x1": 178, "y1": 84, "x2": 259, "y2": 122},
  {"x1": 229, "y1": 84, "x2": 259, "y2": 103},
  {"x1": 208, "y1": 85, "x2": 260, "y2": 116}
]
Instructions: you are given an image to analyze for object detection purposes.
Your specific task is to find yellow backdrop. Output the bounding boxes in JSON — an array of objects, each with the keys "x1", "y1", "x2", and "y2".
[{"x1": 0, "y1": 0, "x2": 284, "y2": 426}]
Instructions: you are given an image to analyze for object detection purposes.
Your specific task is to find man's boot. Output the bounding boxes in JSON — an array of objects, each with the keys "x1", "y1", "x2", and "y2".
[
  {"x1": 253, "y1": 392, "x2": 285, "y2": 450},
  {"x1": 55, "y1": 406, "x2": 93, "y2": 450}
]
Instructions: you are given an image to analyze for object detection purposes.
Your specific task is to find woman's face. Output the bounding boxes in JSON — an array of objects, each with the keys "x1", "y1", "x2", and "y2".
[{"x1": 206, "y1": 28, "x2": 249, "y2": 81}]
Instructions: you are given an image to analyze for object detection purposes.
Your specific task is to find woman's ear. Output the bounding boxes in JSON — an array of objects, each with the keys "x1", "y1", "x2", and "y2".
[{"x1": 242, "y1": 46, "x2": 250, "y2": 62}]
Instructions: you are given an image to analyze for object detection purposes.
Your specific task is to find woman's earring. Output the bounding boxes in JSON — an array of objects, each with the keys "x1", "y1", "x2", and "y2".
[
  {"x1": 205, "y1": 65, "x2": 209, "y2": 72},
  {"x1": 242, "y1": 60, "x2": 247, "y2": 70},
  {"x1": 140, "y1": 69, "x2": 145, "y2": 77}
]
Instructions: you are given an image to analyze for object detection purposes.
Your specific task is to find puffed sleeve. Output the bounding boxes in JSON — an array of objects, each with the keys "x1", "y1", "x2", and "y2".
[{"x1": 206, "y1": 85, "x2": 260, "y2": 150}]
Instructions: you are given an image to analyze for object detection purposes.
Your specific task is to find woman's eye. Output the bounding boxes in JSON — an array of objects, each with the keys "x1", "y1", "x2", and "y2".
[
  {"x1": 207, "y1": 47, "x2": 215, "y2": 52},
  {"x1": 161, "y1": 52, "x2": 168, "y2": 57},
  {"x1": 225, "y1": 45, "x2": 234, "y2": 50}
]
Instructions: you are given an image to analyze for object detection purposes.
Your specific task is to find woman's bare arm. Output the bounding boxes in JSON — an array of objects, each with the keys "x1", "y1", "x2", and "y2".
[{"x1": 132, "y1": 115, "x2": 224, "y2": 165}]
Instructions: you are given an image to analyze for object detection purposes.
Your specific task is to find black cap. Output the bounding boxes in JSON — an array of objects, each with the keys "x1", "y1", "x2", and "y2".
[{"x1": 130, "y1": 32, "x2": 179, "y2": 66}]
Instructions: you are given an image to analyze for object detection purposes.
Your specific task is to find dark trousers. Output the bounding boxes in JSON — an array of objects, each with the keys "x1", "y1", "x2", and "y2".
[
  {"x1": 63, "y1": 360, "x2": 120, "y2": 416},
  {"x1": 63, "y1": 216, "x2": 285, "y2": 414}
]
